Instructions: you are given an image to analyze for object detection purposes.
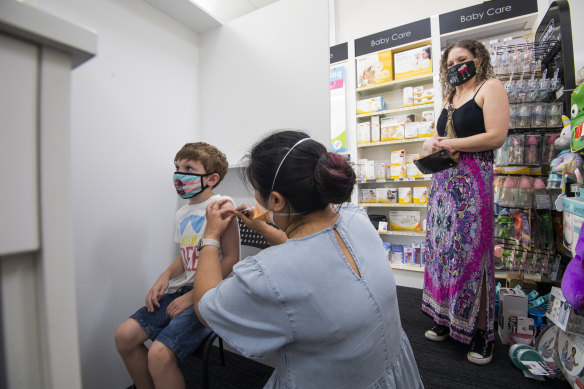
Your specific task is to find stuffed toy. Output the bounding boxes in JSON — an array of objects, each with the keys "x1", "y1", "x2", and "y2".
[
  {"x1": 551, "y1": 116, "x2": 584, "y2": 182},
  {"x1": 561, "y1": 222, "x2": 584, "y2": 310},
  {"x1": 569, "y1": 82, "x2": 584, "y2": 152}
]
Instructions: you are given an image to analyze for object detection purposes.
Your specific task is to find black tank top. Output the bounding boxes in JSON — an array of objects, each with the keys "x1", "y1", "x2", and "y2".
[{"x1": 437, "y1": 83, "x2": 486, "y2": 138}]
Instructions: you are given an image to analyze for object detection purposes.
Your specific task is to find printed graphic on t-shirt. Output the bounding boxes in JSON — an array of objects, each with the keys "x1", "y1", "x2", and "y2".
[{"x1": 179, "y1": 214, "x2": 206, "y2": 272}]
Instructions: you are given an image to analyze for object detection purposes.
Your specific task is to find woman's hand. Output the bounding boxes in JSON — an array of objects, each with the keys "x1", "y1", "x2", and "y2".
[
  {"x1": 423, "y1": 136, "x2": 455, "y2": 154},
  {"x1": 166, "y1": 292, "x2": 193, "y2": 319},
  {"x1": 234, "y1": 204, "x2": 269, "y2": 233},
  {"x1": 205, "y1": 199, "x2": 235, "y2": 240}
]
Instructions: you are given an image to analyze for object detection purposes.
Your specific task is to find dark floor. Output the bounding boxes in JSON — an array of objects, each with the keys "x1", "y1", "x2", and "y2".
[{"x1": 181, "y1": 286, "x2": 570, "y2": 388}]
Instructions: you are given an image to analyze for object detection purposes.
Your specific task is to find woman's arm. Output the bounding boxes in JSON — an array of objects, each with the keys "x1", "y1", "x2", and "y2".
[
  {"x1": 441, "y1": 78, "x2": 509, "y2": 153},
  {"x1": 235, "y1": 204, "x2": 287, "y2": 246},
  {"x1": 219, "y1": 217, "x2": 240, "y2": 278}
]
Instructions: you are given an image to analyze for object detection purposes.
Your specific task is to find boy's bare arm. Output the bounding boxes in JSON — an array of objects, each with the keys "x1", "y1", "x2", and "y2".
[{"x1": 219, "y1": 217, "x2": 240, "y2": 278}]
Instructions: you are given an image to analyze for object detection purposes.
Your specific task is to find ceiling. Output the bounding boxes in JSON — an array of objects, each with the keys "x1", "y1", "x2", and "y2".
[{"x1": 193, "y1": 0, "x2": 280, "y2": 24}]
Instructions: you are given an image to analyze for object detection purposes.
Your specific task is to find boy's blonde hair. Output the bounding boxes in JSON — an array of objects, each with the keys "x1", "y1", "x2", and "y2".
[{"x1": 175, "y1": 142, "x2": 228, "y2": 187}]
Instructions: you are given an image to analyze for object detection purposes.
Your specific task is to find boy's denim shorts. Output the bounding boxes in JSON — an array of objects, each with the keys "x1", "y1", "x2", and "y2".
[{"x1": 130, "y1": 286, "x2": 211, "y2": 361}]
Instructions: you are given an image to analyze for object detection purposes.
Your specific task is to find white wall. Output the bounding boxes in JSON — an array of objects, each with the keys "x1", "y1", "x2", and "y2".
[
  {"x1": 199, "y1": 0, "x2": 331, "y2": 165},
  {"x1": 34, "y1": 1, "x2": 200, "y2": 388}
]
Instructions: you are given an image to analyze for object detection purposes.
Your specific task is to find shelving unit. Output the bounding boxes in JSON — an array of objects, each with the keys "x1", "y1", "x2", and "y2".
[
  {"x1": 360, "y1": 203, "x2": 427, "y2": 208},
  {"x1": 356, "y1": 103, "x2": 434, "y2": 119},
  {"x1": 356, "y1": 73, "x2": 433, "y2": 95},
  {"x1": 357, "y1": 138, "x2": 426, "y2": 148}
]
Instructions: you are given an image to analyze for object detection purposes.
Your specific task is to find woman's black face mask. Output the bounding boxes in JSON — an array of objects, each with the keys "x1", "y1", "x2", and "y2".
[{"x1": 447, "y1": 60, "x2": 477, "y2": 86}]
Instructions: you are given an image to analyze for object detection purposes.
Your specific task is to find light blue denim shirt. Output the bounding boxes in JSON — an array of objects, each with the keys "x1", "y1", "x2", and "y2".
[{"x1": 199, "y1": 203, "x2": 423, "y2": 388}]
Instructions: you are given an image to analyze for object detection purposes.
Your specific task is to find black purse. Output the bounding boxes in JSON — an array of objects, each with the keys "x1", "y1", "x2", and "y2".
[{"x1": 414, "y1": 103, "x2": 460, "y2": 174}]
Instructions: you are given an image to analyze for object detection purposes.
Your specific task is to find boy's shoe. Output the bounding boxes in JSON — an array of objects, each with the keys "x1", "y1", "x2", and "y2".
[
  {"x1": 467, "y1": 329, "x2": 494, "y2": 365},
  {"x1": 424, "y1": 324, "x2": 450, "y2": 341}
]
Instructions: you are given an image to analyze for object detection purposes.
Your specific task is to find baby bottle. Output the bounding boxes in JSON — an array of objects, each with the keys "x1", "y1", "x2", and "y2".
[
  {"x1": 516, "y1": 176, "x2": 533, "y2": 208},
  {"x1": 524, "y1": 135, "x2": 540, "y2": 165},
  {"x1": 508, "y1": 135, "x2": 525, "y2": 165},
  {"x1": 517, "y1": 104, "x2": 531, "y2": 129},
  {"x1": 531, "y1": 102, "x2": 547, "y2": 128},
  {"x1": 541, "y1": 134, "x2": 558, "y2": 164},
  {"x1": 499, "y1": 176, "x2": 518, "y2": 207}
]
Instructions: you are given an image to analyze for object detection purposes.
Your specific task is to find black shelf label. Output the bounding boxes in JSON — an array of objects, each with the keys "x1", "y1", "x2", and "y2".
[
  {"x1": 354, "y1": 18, "x2": 431, "y2": 57},
  {"x1": 330, "y1": 42, "x2": 348, "y2": 64},
  {"x1": 439, "y1": 0, "x2": 537, "y2": 35}
]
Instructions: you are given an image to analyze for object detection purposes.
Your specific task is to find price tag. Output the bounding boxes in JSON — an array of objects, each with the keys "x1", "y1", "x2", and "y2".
[
  {"x1": 555, "y1": 87, "x2": 564, "y2": 100},
  {"x1": 376, "y1": 179, "x2": 386, "y2": 183}
]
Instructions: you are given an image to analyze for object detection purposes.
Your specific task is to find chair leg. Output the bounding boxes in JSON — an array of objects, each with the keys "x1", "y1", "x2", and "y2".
[
  {"x1": 218, "y1": 337, "x2": 225, "y2": 366},
  {"x1": 202, "y1": 333, "x2": 217, "y2": 389}
]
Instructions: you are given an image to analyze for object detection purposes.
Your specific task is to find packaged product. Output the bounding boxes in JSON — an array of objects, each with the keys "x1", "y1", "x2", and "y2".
[
  {"x1": 413, "y1": 187, "x2": 428, "y2": 203},
  {"x1": 422, "y1": 110, "x2": 434, "y2": 122},
  {"x1": 405, "y1": 153, "x2": 419, "y2": 165},
  {"x1": 386, "y1": 188, "x2": 398, "y2": 203},
  {"x1": 406, "y1": 162, "x2": 424, "y2": 178},
  {"x1": 364, "y1": 159, "x2": 375, "y2": 180},
  {"x1": 390, "y1": 245, "x2": 403, "y2": 265},
  {"x1": 413, "y1": 86, "x2": 424, "y2": 106},
  {"x1": 356, "y1": 97, "x2": 384, "y2": 114},
  {"x1": 371, "y1": 116, "x2": 380, "y2": 143},
  {"x1": 404, "y1": 246, "x2": 413, "y2": 266},
  {"x1": 360, "y1": 188, "x2": 376, "y2": 203},
  {"x1": 375, "y1": 161, "x2": 386, "y2": 180},
  {"x1": 381, "y1": 117, "x2": 405, "y2": 141},
  {"x1": 357, "y1": 122, "x2": 371, "y2": 145},
  {"x1": 376, "y1": 188, "x2": 391, "y2": 203},
  {"x1": 420, "y1": 88, "x2": 434, "y2": 104},
  {"x1": 398, "y1": 187, "x2": 412, "y2": 203},
  {"x1": 393, "y1": 45, "x2": 432, "y2": 80},
  {"x1": 404, "y1": 122, "x2": 419, "y2": 139},
  {"x1": 412, "y1": 243, "x2": 422, "y2": 267},
  {"x1": 378, "y1": 221, "x2": 388, "y2": 233},
  {"x1": 356, "y1": 49, "x2": 393, "y2": 89},
  {"x1": 389, "y1": 165, "x2": 404, "y2": 179},
  {"x1": 418, "y1": 121, "x2": 435, "y2": 137},
  {"x1": 391, "y1": 149, "x2": 406, "y2": 166},
  {"x1": 389, "y1": 210, "x2": 421, "y2": 230},
  {"x1": 403, "y1": 87, "x2": 414, "y2": 107}
]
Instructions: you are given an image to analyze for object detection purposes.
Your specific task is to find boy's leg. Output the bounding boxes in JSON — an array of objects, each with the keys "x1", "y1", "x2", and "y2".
[
  {"x1": 115, "y1": 318, "x2": 154, "y2": 389},
  {"x1": 149, "y1": 304, "x2": 211, "y2": 388}
]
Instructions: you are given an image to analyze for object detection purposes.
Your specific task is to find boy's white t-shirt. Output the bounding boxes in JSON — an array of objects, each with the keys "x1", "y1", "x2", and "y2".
[{"x1": 167, "y1": 194, "x2": 235, "y2": 293}]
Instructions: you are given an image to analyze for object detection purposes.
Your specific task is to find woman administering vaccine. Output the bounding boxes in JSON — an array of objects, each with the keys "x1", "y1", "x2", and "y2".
[
  {"x1": 421, "y1": 39, "x2": 509, "y2": 365},
  {"x1": 193, "y1": 130, "x2": 423, "y2": 388}
]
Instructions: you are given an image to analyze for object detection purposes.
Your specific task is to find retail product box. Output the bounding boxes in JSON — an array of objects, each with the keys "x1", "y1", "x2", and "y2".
[
  {"x1": 391, "y1": 149, "x2": 405, "y2": 166},
  {"x1": 562, "y1": 196, "x2": 584, "y2": 256},
  {"x1": 389, "y1": 165, "x2": 405, "y2": 179},
  {"x1": 404, "y1": 246, "x2": 413, "y2": 266},
  {"x1": 398, "y1": 187, "x2": 411, "y2": 203},
  {"x1": 394, "y1": 45, "x2": 432, "y2": 80},
  {"x1": 413, "y1": 86, "x2": 424, "y2": 106},
  {"x1": 406, "y1": 161, "x2": 424, "y2": 178},
  {"x1": 360, "y1": 188, "x2": 376, "y2": 203},
  {"x1": 376, "y1": 188, "x2": 392, "y2": 203},
  {"x1": 356, "y1": 49, "x2": 393, "y2": 88},
  {"x1": 386, "y1": 188, "x2": 398, "y2": 203},
  {"x1": 418, "y1": 121, "x2": 435, "y2": 137},
  {"x1": 420, "y1": 88, "x2": 434, "y2": 105},
  {"x1": 422, "y1": 110, "x2": 434, "y2": 122},
  {"x1": 357, "y1": 97, "x2": 384, "y2": 114},
  {"x1": 357, "y1": 122, "x2": 371, "y2": 145},
  {"x1": 412, "y1": 242, "x2": 423, "y2": 267},
  {"x1": 371, "y1": 116, "x2": 380, "y2": 143},
  {"x1": 390, "y1": 245, "x2": 403, "y2": 265},
  {"x1": 403, "y1": 87, "x2": 414, "y2": 107},
  {"x1": 498, "y1": 288, "x2": 528, "y2": 344},
  {"x1": 381, "y1": 117, "x2": 404, "y2": 141},
  {"x1": 378, "y1": 221, "x2": 388, "y2": 233},
  {"x1": 413, "y1": 187, "x2": 427, "y2": 203},
  {"x1": 389, "y1": 210, "x2": 421, "y2": 230},
  {"x1": 546, "y1": 286, "x2": 584, "y2": 336},
  {"x1": 364, "y1": 159, "x2": 375, "y2": 180},
  {"x1": 405, "y1": 153, "x2": 419, "y2": 165},
  {"x1": 404, "y1": 122, "x2": 418, "y2": 139},
  {"x1": 375, "y1": 161, "x2": 387, "y2": 180}
]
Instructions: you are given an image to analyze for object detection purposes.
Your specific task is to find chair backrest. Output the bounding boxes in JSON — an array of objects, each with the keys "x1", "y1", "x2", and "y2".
[{"x1": 238, "y1": 219, "x2": 270, "y2": 249}]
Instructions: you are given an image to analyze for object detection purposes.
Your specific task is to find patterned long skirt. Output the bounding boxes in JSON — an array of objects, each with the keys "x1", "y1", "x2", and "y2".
[{"x1": 422, "y1": 151, "x2": 495, "y2": 345}]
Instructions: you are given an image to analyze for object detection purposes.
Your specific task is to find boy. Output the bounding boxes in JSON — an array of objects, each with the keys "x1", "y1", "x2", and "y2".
[{"x1": 115, "y1": 142, "x2": 239, "y2": 389}]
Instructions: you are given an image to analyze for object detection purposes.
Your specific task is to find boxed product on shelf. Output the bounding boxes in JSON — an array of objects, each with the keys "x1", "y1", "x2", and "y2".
[
  {"x1": 404, "y1": 246, "x2": 413, "y2": 266},
  {"x1": 562, "y1": 195, "x2": 584, "y2": 256},
  {"x1": 381, "y1": 117, "x2": 404, "y2": 141},
  {"x1": 375, "y1": 161, "x2": 386, "y2": 180},
  {"x1": 357, "y1": 96, "x2": 384, "y2": 114},
  {"x1": 386, "y1": 188, "x2": 398, "y2": 203},
  {"x1": 398, "y1": 187, "x2": 412, "y2": 203},
  {"x1": 413, "y1": 86, "x2": 424, "y2": 105},
  {"x1": 393, "y1": 45, "x2": 432, "y2": 80},
  {"x1": 419, "y1": 88, "x2": 434, "y2": 105},
  {"x1": 389, "y1": 210, "x2": 421, "y2": 230},
  {"x1": 357, "y1": 122, "x2": 371, "y2": 145},
  {"x1": 403, "y1": 87, "x2": 414, "y2": 107},
  {"x1": 546, "y1": 286, "x2": 584, "y2": 336},
  {"x1": 498, "y1": 287, "x2": 528, "y2": 345},
  {"x1": 404, "y1": 122, "x2": 418, "y2": 139},
  {"x1": 406, "y1": 161, "x2": 424, "y2": 178},
  {"x1": 360, "y1": 188, "x2": 377, "y2": 203},
  {"x1": 391, "y1": 149, "x2": 405, "y2": 166},
  {"x1": 371, "y1": 116, "x2": 380, "y2": 143},
  {"x1": 390, "y1": 244, "x2": 403, "y2": 265},
  {"x1": 412, "y1": 243, "x2": 423, "y2": 267},
  {"x1": 364, "y1": 159, "x2": 375, "y2": 180},
  {"x1": 422, "y1": 110, "x2": 434, "y2": 122},
  {"x1": 413, "y1": 187, "x2": 427, "y2": 203},
  {"x1": 405, "y1": 153, "x2": 419, "y2": 165},
  {"x1": 378, "y1": 221, "x2": 388, "y2": 233},
  {"x1": 389, "y1": 165, "x2": 405, "y2": 179},
  {"x1": 356, "y1": 49, "x2": 393, "y2": 88},
  {"x1": 375, "y1": 188, "x2": 392, "y2": 203},
  {"x1": 418, "y1": 121, "x2": 435, "y2": 137}
]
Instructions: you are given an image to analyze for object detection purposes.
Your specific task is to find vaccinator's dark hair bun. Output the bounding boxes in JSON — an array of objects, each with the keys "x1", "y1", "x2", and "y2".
[{"x1": 243, "y1": 130, "x2": 355, "y2": 213}]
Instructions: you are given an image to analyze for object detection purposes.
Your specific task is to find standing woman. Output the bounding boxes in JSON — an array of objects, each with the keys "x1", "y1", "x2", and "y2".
[
  {"x1": 193, "y1": 130, "x2": 423, "y2": 388},
  {"x1": 421, "y1": 39, "x2": 509, "y2": 364}
]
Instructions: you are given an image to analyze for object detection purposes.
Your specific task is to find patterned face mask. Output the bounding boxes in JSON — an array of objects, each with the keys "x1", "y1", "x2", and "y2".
[
  {"x1": 447, "y1": 60, "x2": 477, "y2": 86},
  {"x1": 173, "y1": 172, "x2": 213, "y2": 199}
]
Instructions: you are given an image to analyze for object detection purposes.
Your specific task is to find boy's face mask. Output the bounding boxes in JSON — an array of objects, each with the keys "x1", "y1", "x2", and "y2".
[
  {"x1": 447, "y1": 59, "x2": 477, "y2": 86},
  {"x1": 173, "y1": 172, "x2": 214, "y2": 199}
]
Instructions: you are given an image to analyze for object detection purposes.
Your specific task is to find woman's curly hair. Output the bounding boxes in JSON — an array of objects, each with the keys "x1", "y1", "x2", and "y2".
[{"x1": 439, "y1": 39, "x2": 495, "y2": 103}]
